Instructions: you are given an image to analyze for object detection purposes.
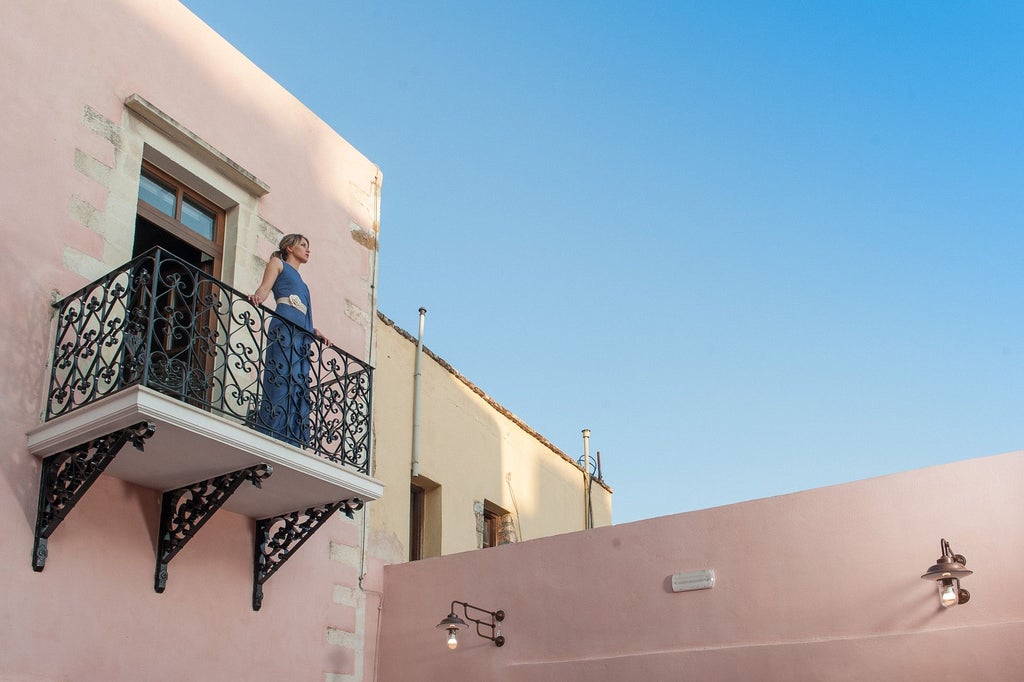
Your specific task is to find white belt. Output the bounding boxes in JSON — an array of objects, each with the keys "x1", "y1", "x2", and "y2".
[{"x1": 276, "y1": 294, "x2": 308, "y2": 315}]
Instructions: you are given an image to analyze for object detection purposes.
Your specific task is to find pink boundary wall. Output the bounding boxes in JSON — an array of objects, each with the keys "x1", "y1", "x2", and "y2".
[{"x1": 379, "y1": 451, "x2": 1024, "y2": 681}]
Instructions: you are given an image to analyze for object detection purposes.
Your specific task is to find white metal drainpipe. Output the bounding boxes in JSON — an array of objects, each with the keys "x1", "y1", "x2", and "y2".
[{"x1": 411, "y1": 307, "x2": 426, "y2": 477}]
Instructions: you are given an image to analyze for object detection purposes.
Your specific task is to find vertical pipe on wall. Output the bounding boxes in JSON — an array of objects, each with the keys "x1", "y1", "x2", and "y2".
[
  {"x1": 360, "y1": 167, "x2": 383, "y2": 588},
  {"x1": 365, "y1": 168, "x2": 382, "y2": 474},
  {"x1": 411, "y1": 307, "x2": 426, "y2": 477}
]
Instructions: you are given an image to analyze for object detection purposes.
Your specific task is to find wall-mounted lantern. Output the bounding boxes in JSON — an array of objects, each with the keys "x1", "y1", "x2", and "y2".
[
  {"x1": 921, "y1": 538, "x2": 972, "y2": 607},
  {"x1": 436, "y1": 600, "x2": 505, "y2": 648}
]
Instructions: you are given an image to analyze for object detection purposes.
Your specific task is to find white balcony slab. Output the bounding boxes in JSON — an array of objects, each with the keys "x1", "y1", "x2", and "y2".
[{"x1": 27, "y1": 385, "x2": 383, "y2": 518}]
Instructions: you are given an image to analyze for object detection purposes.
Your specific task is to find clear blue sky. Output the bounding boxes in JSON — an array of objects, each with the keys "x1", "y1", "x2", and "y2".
[{"x1": 180, "y1": 1, "x2": 1022, "y2": 524}]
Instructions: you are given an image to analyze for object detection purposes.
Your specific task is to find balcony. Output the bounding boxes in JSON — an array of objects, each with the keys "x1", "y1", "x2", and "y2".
[{"x1": 27, "y1": 247, "x2": 382, "y2": 608}]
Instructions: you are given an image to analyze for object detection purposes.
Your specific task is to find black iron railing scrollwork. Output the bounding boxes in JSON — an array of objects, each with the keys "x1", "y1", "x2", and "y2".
[{"x1": 45, "y1": 247, "x2": 372, "y2": 475}]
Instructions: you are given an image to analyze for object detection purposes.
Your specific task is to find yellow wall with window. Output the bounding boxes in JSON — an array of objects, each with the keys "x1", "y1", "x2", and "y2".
[{"x1": 369, "y1": 312, "x2": 612, "y2": 564}]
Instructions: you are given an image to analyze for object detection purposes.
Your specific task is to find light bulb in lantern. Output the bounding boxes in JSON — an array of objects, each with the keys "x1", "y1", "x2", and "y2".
[{"x1": 939, "y1": 580, "x2": 958, "y2": 607}]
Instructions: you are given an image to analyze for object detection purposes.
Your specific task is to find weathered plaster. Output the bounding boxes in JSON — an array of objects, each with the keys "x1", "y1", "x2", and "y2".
[{"x1": 2, "y1": 1, "x2": 382, "y2": 679}]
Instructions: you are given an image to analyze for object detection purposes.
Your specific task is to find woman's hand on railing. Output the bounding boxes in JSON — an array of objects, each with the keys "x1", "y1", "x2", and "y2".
[
  {"x1": 314, "y1": 328, "x2": 331, "y2": 347},
  {"x1": 249, "y1": 283, "x2": 273, "y2": 307}
]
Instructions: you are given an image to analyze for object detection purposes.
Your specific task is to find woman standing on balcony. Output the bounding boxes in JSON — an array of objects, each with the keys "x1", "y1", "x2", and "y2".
[{"x1": 249, "y1": 234, "x2": 329, "y2": 446}]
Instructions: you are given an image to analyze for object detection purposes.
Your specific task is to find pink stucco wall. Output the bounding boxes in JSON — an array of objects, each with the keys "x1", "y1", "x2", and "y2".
[
  {"x1": 3, "y1": 1, "x2": 378, "y2": 352},
  {"x1": 378, "y1": 451, "x2": 1024, "y2": 681},
  {"x1": 1, "y1": 1, "x2": 379, "y2": 679}
]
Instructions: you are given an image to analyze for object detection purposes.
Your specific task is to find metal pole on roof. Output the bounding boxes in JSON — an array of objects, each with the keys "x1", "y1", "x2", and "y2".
[
  {"x1": 411, "y1": 307, "x2": 426, "y2": 477},
  {"x1": 582, "y1": 428, "x2": 592, "y2": 529}
]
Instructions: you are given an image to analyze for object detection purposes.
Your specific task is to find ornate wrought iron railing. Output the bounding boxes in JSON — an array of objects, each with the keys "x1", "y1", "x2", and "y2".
[{"x1": 45, "y1": 247, "x2": 372, "y2": 474}]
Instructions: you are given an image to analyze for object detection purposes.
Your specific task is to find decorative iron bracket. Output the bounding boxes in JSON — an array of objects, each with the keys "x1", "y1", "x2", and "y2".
[
  {"x1": 32, "y1": 421, "x2": 156, "y2": 571},
  {"x1": 155, "y1": 463, "x2": 273, "y2": 593},
  {"x1": 252, "y1": 498, "x2": 364, "y2": 610}
]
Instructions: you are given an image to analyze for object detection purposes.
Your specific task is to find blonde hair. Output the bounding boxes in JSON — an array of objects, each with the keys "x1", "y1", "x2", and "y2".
[{"x1": 273, "y1": 233, "x2": 308, "y2": 261}]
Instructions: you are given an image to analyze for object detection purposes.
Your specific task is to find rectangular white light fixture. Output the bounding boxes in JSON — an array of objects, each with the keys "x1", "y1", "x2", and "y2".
[{"x1": 671, "y1": 569, "x2": 715, "y2": 593}]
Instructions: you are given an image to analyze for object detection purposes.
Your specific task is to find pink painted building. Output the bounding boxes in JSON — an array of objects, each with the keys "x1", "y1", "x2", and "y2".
[
  {"x1": 3, "y1": 1, "x2": 384, "y2": 679},
  {"x1": 378, "y1": 451, "x2": 1024, "y2": 681}
]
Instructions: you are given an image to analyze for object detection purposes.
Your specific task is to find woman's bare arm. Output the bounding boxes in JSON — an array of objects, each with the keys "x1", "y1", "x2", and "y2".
[{"x1": 249, "y1": 256, "x2": 283, "y2": 306}]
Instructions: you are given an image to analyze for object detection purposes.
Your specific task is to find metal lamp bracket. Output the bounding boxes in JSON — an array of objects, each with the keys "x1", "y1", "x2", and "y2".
[{"x1": 448, "y1": 600, "x2": 506, "y2": 646}]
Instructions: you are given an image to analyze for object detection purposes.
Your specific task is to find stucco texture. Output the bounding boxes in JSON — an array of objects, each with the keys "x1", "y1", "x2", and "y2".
[
  {"x1": 378, "y1": 451, "x2": 1024, "y2": 681},
  {"x1": 1, "y1": 0, "x2": 379, "y2": 679},
  {"x1": 370, "y1": 313, "x2": 612, "y2": 562}
]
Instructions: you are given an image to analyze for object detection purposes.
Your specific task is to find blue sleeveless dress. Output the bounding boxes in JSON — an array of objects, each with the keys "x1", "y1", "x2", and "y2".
[{"x1": 255, "y1": 261, "x2": 314, "y2": 446}]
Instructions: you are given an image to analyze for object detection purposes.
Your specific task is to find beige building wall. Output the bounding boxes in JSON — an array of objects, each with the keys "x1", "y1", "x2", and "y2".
[{"x1": 369, "y1": 312, "x2": 612, "y2": 564}]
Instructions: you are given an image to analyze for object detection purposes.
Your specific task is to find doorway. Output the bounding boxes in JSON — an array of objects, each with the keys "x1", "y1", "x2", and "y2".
[{"x1": 131, "y1": 163, "x2": 225, "y2": 405}]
